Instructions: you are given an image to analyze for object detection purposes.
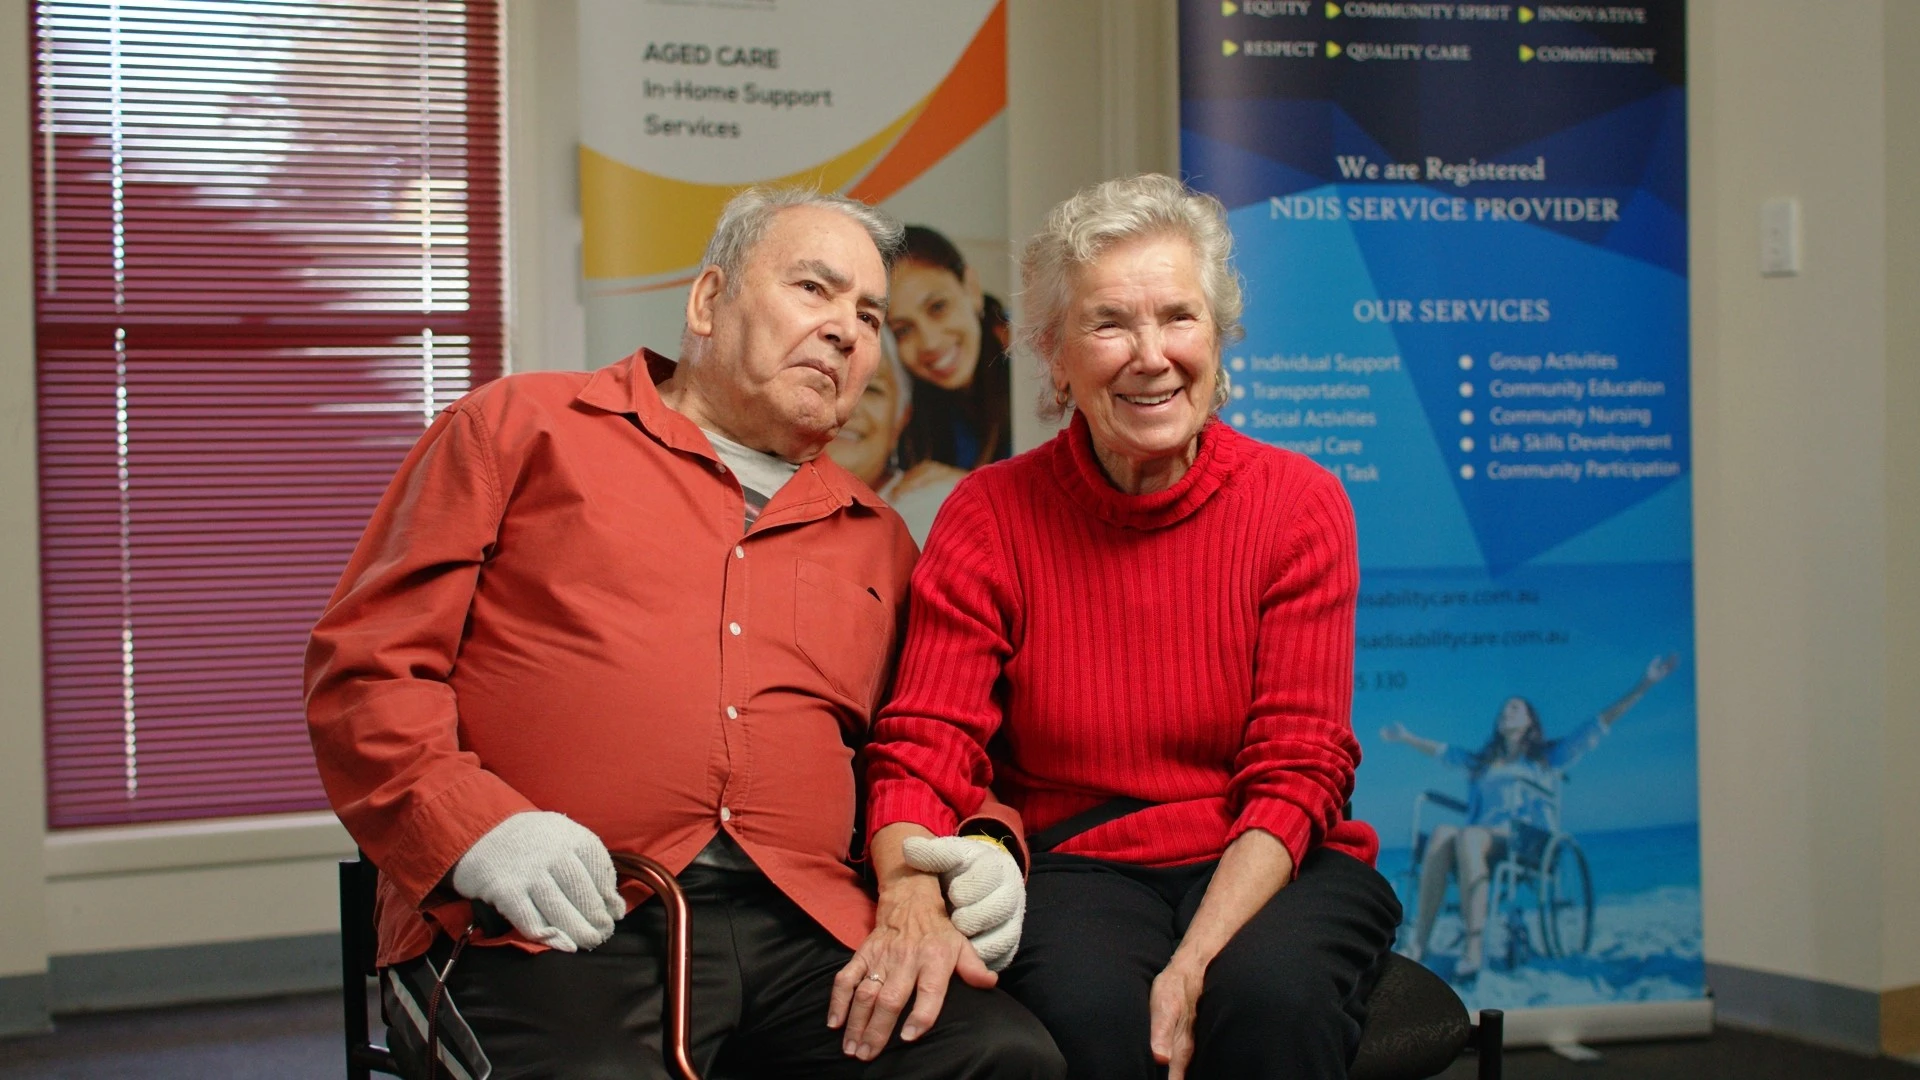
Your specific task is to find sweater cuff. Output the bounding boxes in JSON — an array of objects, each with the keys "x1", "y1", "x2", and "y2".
[
  {"x1": 1228, "y1": 798, "x2": 1316, "y2": 876},
  {"x1": 866, "y1": 777, "x2": 961, "y2": 843},
  {"x1": 957, "y1": 803, "x2": 1030, "y2": 876}
]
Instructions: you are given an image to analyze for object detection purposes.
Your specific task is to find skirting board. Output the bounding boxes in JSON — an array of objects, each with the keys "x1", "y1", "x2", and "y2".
[
  {"x1": 1883, "y1": 983, "x2": 1920, "y2": 1057},
  {"x1": 0, "y1": 972, "x2": 51, "y2": 1038},
  {"x1": 1706, "y1": 961, "x2": 1881, "y2": 1055},
  {"x1": 1494, "y1": 998, "x2": 1713, "y2": 1047},
  {"x1": 47, "y1": 933, "x2": 338, "y2": 1014}
]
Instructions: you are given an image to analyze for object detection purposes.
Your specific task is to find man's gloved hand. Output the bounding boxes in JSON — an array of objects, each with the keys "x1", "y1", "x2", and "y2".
[
  {"x1": 450, "y1": 811, "x2": 625, "y2": 953},
  {"x1": 902, "y1": 834, "x2": 1024, "y2": 971}
]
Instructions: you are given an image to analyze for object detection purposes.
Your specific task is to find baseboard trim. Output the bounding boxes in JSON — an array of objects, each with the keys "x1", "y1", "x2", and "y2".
[
  {"x1": 47, "y1": 933, "x2": 339, "y2": 1014},
  {"x1": 1706, "y1": 961, "x2": 1881, "y2": 1054},
  {"x1": 1883, "y1": 983, "x2": 1920, "y2": 1056},
  {"x1": 1495, "y1": 998, "x2": 1713, "y2": 1047},
  {"x1": 0, "y1": 972, "x2": 50, "y2": 1038}
]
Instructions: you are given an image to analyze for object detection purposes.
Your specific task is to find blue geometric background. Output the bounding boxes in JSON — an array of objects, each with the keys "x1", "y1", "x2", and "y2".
[{"x1": 1180, "y1": 0, "x2": 1702, "y2": 1008}]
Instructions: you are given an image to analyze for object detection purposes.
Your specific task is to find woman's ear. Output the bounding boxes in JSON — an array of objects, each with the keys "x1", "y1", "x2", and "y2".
[
  {"x1": 963, "y1": 264, "x2": 985, "y2": 316},
  {"x1": 684, "y1": 266, "x2": 726, "y2": 338}
]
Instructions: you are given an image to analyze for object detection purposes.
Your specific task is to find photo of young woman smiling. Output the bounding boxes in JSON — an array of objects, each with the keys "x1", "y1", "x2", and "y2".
[{"x1": 887, "y1": 226, "x2": 1012, "y2": 474}]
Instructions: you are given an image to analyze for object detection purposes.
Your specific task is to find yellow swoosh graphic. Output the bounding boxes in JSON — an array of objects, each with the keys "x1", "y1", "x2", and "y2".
[{"x1": 580, "y1": 95, "x2": 929, "y2": 282}]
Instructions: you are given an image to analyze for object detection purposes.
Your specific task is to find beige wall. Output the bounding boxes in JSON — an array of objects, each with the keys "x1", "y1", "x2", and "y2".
[
  {"x1": 1881, "y1": 0, "x2": 1920, "y2": 997},
  {"x1": 0, "y1": 0, "x2": 1912, "y2": 1019},
  {"x1": 0, "y1": 0, "x2": 1185, "y2": 994},
  {"x1": 504, "y1": 0, "x2": 585, "y2": 375},
  {"x1": 1690, "y1": 0, "x2": 1913, "y2": 995},
  {"x1": 1006, "y1": 0, "x2": 1178, "y2": 451},
  {"x1": 0, "y1": 0, "x2": 50, "y2": 987}
]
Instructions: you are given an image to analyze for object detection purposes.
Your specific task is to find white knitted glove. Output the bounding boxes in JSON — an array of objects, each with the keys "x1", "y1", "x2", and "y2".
[
  {"x1": 450, "y1": 811, "x2": 625, "y2": 952},
  {"x1": 903, "y1": 834, "x2": 1024, "y2": 972}
]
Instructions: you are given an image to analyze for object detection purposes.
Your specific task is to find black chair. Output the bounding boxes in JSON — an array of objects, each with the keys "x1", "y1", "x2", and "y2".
[
  {"x1": 338, "y1": 852, "x2": 698, "y2": 1080},
  {"x1": 341, "y1": 855, "x2": 1499, "y2": 1080},
  {"x1": 1353, "y1": 951, "x2": 1503, "y2": 1079},
  {"x1": 338, "y1": 854, "x2": 399, "y2": 1080}
]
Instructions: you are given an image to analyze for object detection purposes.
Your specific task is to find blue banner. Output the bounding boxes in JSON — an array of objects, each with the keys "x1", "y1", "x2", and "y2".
[{"x1": 1181, "y1": 1, "x2": 1702, "y2": 1014}]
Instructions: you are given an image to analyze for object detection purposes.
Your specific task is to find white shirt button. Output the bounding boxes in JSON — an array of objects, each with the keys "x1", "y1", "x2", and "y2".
[
  {"x1": 734, "y1": 545, "x2": 745, "y2": 559},
  {"x1": 728, "y1": 621, "x2": 742, "y2": 636},
  {"x1": 719, "y1": 807, "x2": 733, "y2": 822},
  {"x1": 726, "y1": 705, "x2": 738, "y2": 719},
  {"x1": 713, "y1": 461, "x2": 727, "y2": 474}
]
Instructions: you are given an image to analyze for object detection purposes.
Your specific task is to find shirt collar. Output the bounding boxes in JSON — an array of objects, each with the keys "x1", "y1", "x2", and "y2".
[{"x1": 575, "y1": 348, "x2": 887, "y2": 512}]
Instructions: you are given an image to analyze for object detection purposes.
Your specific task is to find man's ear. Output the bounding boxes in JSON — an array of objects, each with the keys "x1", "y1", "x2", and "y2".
[{"x1": 685, "y1": 266, "x2": 726, "y2": 339}]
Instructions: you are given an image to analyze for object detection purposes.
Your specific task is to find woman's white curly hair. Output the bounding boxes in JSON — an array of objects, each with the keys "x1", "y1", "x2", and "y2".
[{"x1": 1013, "y1": 174, "x2": 1245, "y2": 421}]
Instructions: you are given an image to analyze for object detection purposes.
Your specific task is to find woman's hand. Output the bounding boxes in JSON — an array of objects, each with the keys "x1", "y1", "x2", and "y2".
[
  {"x1": 828, "y1": 824, "x2": 997, "y2": 1061},
  {"x1": 1146, "y1": 829, "x2": 1295, "y2": 1079},
  {"x1": 1382, "y1": 722, "x2": 1447, "y2": 757},
  {"x1": 1149, "y1": 954, "x2": 1207, "y2": 1080},
  {"x1": 1645, "y1": 653, "x2": 1680, "y2": 683}
]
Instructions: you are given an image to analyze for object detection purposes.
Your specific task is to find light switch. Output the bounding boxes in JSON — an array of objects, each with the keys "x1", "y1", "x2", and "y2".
[{"x1": 1760, "y1": 196, "x2": 1801, "y2": 277}]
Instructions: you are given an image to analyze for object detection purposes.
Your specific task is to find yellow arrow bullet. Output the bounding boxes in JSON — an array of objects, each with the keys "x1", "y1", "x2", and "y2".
[
  {"x1": 1223, "y1": 39, "x2": 1240, "y2": 56},
  {"x1": 1223, "y1": 0, "x2": 1238, "y2": 15},
  {"x1": 1326, "y1": 1, "x2": 1341, "y2": 17},
  {"x1": 1518, "y1": 6, "x2": 1534, "y2": 22},
  {"x1": 1519, "y1": 43, "x2": 1534, "y2": 61},
  {"x1": 1327, "y1": 40, "x2": 1342, "y2": 58}
]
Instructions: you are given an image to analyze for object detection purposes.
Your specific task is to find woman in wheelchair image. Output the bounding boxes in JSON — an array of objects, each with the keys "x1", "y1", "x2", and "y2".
[{"x1": 1380, "y1": 653, "x2": 1678, "y2": 982}]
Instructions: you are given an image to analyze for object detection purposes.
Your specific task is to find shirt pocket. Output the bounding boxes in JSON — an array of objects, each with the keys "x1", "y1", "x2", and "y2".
[{"x1": 794, "y1": 558, "x2": 892, "y2": 708}]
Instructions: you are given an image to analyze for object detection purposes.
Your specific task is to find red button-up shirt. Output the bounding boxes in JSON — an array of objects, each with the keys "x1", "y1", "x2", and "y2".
[{"x1": 306, "y1": 350, "x2": 931, "y2": 966}]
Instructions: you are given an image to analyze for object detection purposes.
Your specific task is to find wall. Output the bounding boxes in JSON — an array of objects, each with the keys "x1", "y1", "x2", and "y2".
[
  {"x1": 0, "y1": 0, "x2": 1183, "y2": 1034},
  {"x1": 1687, "y1": 0, "x2": 1918, "y2": 1053},
  {"x1": 1691, "y1": 0, "x2": 1888, "y2": 992},
  {"x1": 0, "y1": 0, "x2": 1912, "y2": 1053},
  {"x1": 1005, "y1": 0, "x2": 1178, "y2": 451},
  {"x1": 1688, "y1": 0, "x2": 1919, "y2": 1054},
  {"x1": 1879, "y1": 0, "x2": 1920, "y2": 1056},
  {"x1": 0, "y1": 0, "x2": 51, "y2": 1037},
  {"x1": 504, "y1": 0, "x2": 585, "y2": 374}
]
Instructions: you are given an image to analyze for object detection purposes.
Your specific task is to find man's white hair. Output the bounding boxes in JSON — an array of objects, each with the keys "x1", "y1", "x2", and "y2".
[
  {"x1": 702, "y1": 185, "x2": 905, "y2": 296},
  {"x1": 1013, "y1": 174, "x2": 1245, "y2": 421},
  {"x1": 679, "y1": 186, "x2": 904, "y2": 361}
]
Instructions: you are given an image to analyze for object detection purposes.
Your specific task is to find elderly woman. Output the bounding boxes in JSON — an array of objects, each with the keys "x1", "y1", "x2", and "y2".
[{"x1": 829, "y1": 175, "x2": 1400, "y2": 1079}]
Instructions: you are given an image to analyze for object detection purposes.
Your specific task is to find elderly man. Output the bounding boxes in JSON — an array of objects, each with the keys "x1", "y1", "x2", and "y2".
[{"x1": 305, "y1": 188, "x2": 1059, "y2": 1080}]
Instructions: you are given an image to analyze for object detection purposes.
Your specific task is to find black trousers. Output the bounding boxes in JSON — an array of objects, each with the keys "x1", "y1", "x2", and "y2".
[
  {"x1": 384, "y1": 865, "x2": 1064, "y2": 1080},
  {"x1": 999, "y1": 848, "x2": 1401, "y2": 1080}
]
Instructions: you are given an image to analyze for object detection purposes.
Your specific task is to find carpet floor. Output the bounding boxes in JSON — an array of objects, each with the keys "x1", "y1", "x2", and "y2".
[{"x1": 1, "y1": 991, "x2": 1915, "y2": 1079}]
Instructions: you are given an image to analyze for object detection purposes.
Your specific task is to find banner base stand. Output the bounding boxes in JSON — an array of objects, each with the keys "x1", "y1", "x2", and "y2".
[{"x1": 1499, "y1": 999, "x2": 1713, "y2": 1047}]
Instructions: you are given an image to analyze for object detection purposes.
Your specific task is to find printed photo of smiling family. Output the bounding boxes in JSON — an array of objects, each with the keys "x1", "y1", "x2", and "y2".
[{"x1": 575, "y1": 1, "x2": 1012, "y2": 543}]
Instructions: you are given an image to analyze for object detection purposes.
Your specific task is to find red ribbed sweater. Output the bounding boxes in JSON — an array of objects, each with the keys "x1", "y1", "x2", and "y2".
[{"x1": 865, "y1": 412, "x2": 1379, "y2": 869}]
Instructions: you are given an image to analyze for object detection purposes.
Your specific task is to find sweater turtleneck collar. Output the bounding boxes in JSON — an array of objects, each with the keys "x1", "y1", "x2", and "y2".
[{"x1": 1049, "y1": 410, "x2": 1242, "y2": 531}]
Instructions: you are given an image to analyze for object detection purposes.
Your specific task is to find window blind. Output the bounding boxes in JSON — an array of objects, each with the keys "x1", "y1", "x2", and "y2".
[{"x1": 34, "y1": 0, "x2": 503, "y2": 827}]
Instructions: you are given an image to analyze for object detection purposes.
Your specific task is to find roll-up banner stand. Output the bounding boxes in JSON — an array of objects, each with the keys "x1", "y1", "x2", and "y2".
[
  {"x1": 1181, "y1": 0, "x2": 1708, "y2": 1045},
  {"x1": 578, "y1": 1, "x2": 1013, "y2": 543}
]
